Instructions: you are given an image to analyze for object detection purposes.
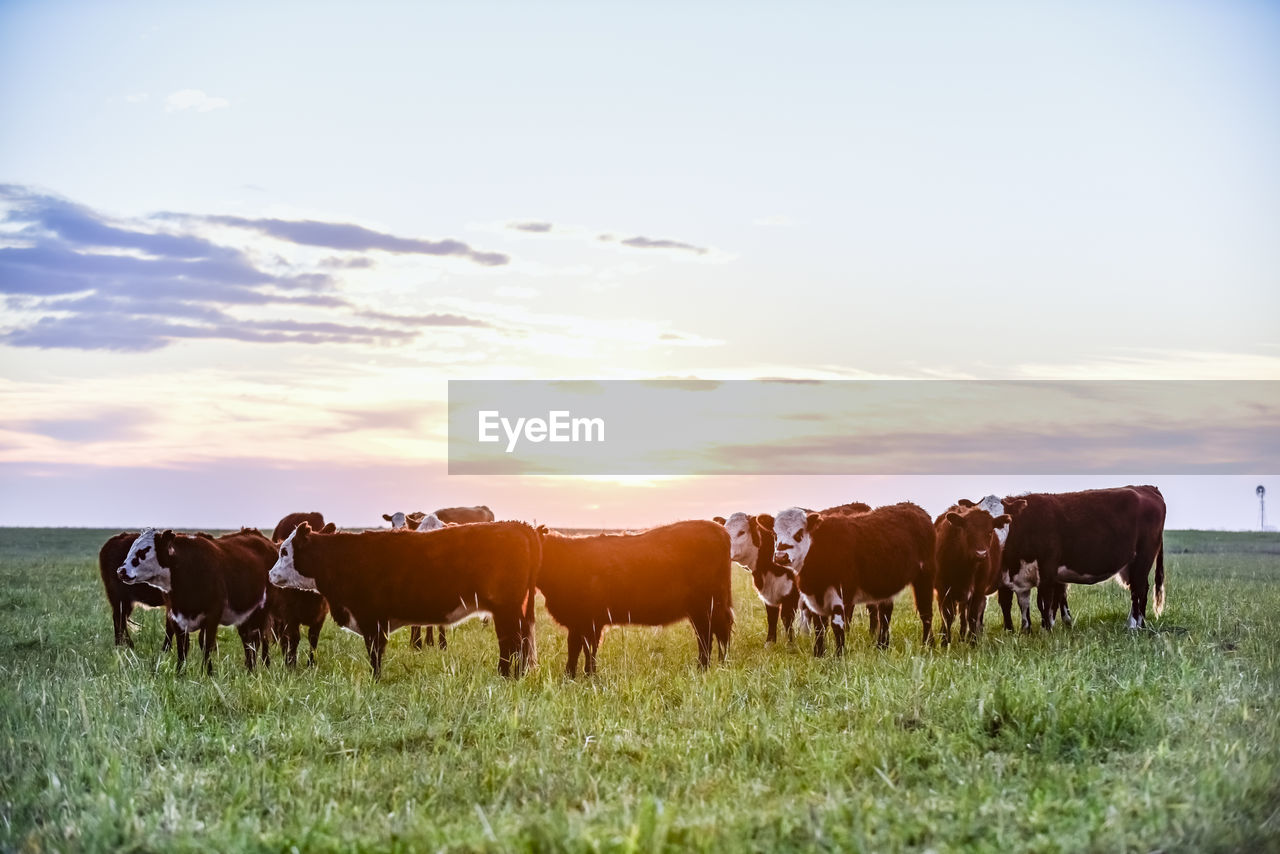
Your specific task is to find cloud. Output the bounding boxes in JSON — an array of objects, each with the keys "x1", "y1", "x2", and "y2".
[
  {"x1": 0, "y1": 185, "x2": 504, "y2": 352},
  {"x1": 185, "y1": 214, "x2": 509, "y2": 266},
  {"x1": 165, "y1": 89, "x2": 230, "y2": 112},
  {"x1": 507, "y1": 221, "x2": 554, "y2": 233},
  {"x1": 599, "y1": 234, "x2": 709, "y2": 255}
]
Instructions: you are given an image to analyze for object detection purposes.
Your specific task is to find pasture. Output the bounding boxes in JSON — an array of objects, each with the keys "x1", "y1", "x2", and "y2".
[{"x1": 0, "y1": 527, "x2": 1277, "y2": 852}]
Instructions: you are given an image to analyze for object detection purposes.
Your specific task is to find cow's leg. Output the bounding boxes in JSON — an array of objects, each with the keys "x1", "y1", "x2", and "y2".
[
  {"x1": 410, "y1": 626, "x2": 423, "y2": 650},
  {"x1": 364, "y1": 621, "x2": 389, "y2": 678},
  {"x1": 1037, "y1": 583, "x2": 1057, "y2": 631},
  {"x1": 812, "y1": 614, "x2": 828, "y2": 657},
  {"x1": 876, "y1": 600, "x2": 895, "y2": 649},
  {"x1": 692, "y1": 612, "x2": 714, "y2": 668},
  {"x1": 162, "y1": 614, "x2": 178, "y2": 653},
  {"x1": 1016, "y1": 588, "x2": 1033, "y2": 632},
  {"x1": 494, "y1": 609, "x2": 523, "y2": 678},
  {"x1": 764, "y1": 604, "x2": 780, "y2": 645},
  {"x1": 1127, "y1": 552, "x2": 1153, "y2": 629},
  {"x1": 566, "y1": 631, "x2": 583, "y2": 678},
  {"x1": 938, "y1": 593, "x2": 956, "y2": 647},
  {"x1": 437, "y1": 626, "x2": 448, "y2": 650},
  {"x1": 867, "y1": 603, "x2": 878, "y2": 636},
  {"x1": 968, "y1": 594, "x2": 988, "y2": 641},
  {"x1": 305, "y1": 621, "x2": 321, "y2": 666},
  {"x1": 913, "y1": 578, "x2": 934, "y2": 646},
  {"x1": 283, "y1": 622, "x2": 302, "y2": 667},
  {"x1": 585, "y1": 626, "x2": 604, "y2": 675},
  {"x1": 781, "y1": 596, "x2": 798, "y2": 645},
  {"x1": 113, "y1": 600, "x2": 134, "y2": 647},
  {"x1": 173, "y1": 620, "x2": 189, "y2": 671},
  {"x1": 1057, "y1": 583, "x2": 1073, "y2": 627},
  {"x1": 998, "y1": 587, "x2": 1015, "y2": 631},
  {"x1": 200, "y1": 625, "x2": 217, "y2": 676},
  {"x1": 831, "y1": 607, "x2": 846, "y2": 658}
]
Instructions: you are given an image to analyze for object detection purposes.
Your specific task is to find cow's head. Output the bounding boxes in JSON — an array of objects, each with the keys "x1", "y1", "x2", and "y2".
[
  {"x1": 718, "y1": 512, "x2": 762, "y2": 568},
  {"x1": 942, "y1": 507, "x2": 1010, "y2": 567},
  {"x1": 758, "y1": 507, "x2": 821, "y2": 572},
  {"x1": 382, "y1": 511, "x2": 408, "y2": 529},
  {"x1": 270, "y1": 521, "x2": 335, "y2": 590},
  {"x1": 414, "y1": 513, "x2": 447, "y2": 532},
  {"x1": 117, "y1": 527, "x2": 174, "y2": 590}
]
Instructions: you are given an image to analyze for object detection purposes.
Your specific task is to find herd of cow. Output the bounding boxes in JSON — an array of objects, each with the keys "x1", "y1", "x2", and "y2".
[{"x1": 99, "y1": 485, "x2": 1168, "y2": 679}]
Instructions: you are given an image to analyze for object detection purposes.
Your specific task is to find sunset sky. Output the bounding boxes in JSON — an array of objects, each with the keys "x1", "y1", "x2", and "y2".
[{"x1": 2, "y1": 1, "x2": 1278, "y2": 529}]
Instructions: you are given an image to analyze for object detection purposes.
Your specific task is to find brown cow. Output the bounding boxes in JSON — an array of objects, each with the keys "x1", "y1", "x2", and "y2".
[
  {"x1": 1000, "y1": 485, "x2": 1167, "y2": 630},
  {"x1": 268, "y1": 514, "x2": 329, "y2": 666},
  {"x1": 98, "y1": 531, "x2": 184, "y2": 653},
  {"x1": 272, "y1": 511, "x2": 325, "y2": 543},
  {"x1": 538, "y1": 521, "x2": 733, "y2": 676},
  {"x1": 434, "y1": 505, "x2": 494, "y2": 524},
  {"x1": 270, "y1": 522, "x2": 539, "y2": 678},
  {"x1": 934, "y1": 502, "x2": 1010, "y2": 644},
  {"x1": 759, "y1": 503, "x2": 936, "y2": 653},
  {"x1": 118, "y1": 527, "x2": 275, "y2": 674},
  {"x1": 380, "y1": 510, "x2": 451, "y2": 650}
]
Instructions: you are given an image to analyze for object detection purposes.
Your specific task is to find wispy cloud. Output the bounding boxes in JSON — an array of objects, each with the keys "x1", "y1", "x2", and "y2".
[
  {"x1": 507, "y1": 221, "x2": 553, "y2": 233},
  {"x1": 165, "y1": 89, "x2": 229, "y2": 112},
  {"x1": 603, "y1": 234, "x2": 709, "y2": 255}
]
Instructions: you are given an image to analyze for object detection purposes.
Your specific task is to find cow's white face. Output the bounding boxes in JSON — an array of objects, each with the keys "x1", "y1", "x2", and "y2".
[
  {"x1": 724, "y1": 512, "x2": 758, "y2": 568},
  {"x1": 771, "y1": 507, "x2": 812, "y2": 572},
  {"x1": 118, "y1": 527, "x2": 170, "y2": 590},
  {"x1": 415, "y1": 513, "x2": 446, "y2": 532},
  {"x1": 386, "y1": 511, "x2": 408, "y2": 529},
  {"x1": 978, "y1": 495, "x2": 1009, "y2": 545},
  {"x1": 269, "y1": 529, "x2": 316, "y2": 591}
]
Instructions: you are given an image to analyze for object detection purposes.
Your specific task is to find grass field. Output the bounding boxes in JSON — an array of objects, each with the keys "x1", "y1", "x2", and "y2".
[{"x1": 1, "y1": 527, "x2": 1277, "y2": 853}]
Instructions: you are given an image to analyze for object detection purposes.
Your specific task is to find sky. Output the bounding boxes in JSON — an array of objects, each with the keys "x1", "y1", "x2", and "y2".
[{"x1": 1, "y1": 0, "x2": 1278, "y2": 529}]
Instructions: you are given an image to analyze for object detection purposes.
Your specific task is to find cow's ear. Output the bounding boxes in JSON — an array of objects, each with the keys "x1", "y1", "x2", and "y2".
[
  {"x1": 1003, "y1": 498, "x2": 1027, "y2": 515},
  {"x1": 746, "y1": 516, "x2": 762, "y2": 546},
  {"x1": 994, "y1": 514, "x2": 1011, "y2": 529},
  {"x1": 713, "y1": 516, "x2": 726, "y2": 526},
  {"x1": 320, "y1": 522, "x2": 337, "y2": 534},
  {"x1": 381, "y1": 513, "x2": 393, "y2": 522},
  {"x1": 945, "y1": 511, "x2": 964, "y2": 526},
  {"x1": 159, "y1": 530, "x2": 176, "y2": 559},
  {"x1": 536, "y1": 524, "x2": 549, "y2": 535},
  {"x1": 805, "y1": 512, "x2": 823, "y2": 532},
  {"x1": 296, "y1": 522, "x2": 312, "y2": 538},
  {"x1": 957, "y1": 498, "x2": 975, "y2": 507},
  {"x1": 756, "y1": 514, "x2": 775, "y2": 533}
]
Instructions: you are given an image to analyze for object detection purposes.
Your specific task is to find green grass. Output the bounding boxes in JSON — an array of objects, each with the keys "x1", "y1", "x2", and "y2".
[{"x1": 1, "y1": 528, "x2": 1277, "y2": 853}]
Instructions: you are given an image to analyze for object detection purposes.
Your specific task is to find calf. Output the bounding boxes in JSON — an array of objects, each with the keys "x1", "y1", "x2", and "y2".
[
  {"x1": 716, "y1": 513, "x2": 799, "y2": 645},
  {"x1": 934, "y1": 503, "x2": 1010, "y2": 644},
  {"x1": 538, "y1": 521, "x2": 733, "y2": 676},
  {"x1": 270, "y1": 522, "x2": 539, "y2": 678},
  {"x1": 380, "y1": 510, "x2": 451, "y2": 650},
  {"x1": 268, "y1": 514, "x2": 329, "y2": 666},
  {"x1": 759, "y1": 503, "x2": 936, "y2": 653},
  {"x1": 98, "y1": 531, "x2": 184, "y2": 652},
  {"x1": 118, "y1": 527, "x2": 275, "y2": 674},
  {"x1": 1000, "y1": 485, "x2": 1167, "y2": 630},
  {"x1": 272, "y1": 511, "x2": 325, "y2": 543}
]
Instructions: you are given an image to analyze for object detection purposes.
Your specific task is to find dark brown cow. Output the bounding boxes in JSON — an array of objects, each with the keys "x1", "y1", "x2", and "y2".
[
  {"x1": 538, "y1": 521, "x2": 733, "y2": 676},
  {"x1": 1001, "y1": 485, "x2": 1167, "y2": 630},
  {"x1": 272, "y1": 511, "x2": 325, "y2": 543},
  {"x1": 118, "y1": 527, "x2": 275, "y2": 674},
  {"x1": 759, "y1": 503, "x2": 936, "y2": 653},
  {"x1": 98, "y1": 531, "x2": 184, "y2": 652},
  {"x1": 934, "y1": 503, "x2": 1010, "y2": 644},
  {"x1": 716, "y1": 513, "x2": 799, "y2": 645},
  {"x1": 270, "y1": 522, "x2": 539, "y2": 678},
  {"x1": 268, "y1": 514, "x2": 329, "y2": 666},
  {"x1": 434, "y1": 505, "x2": 494, "y2": 524}
]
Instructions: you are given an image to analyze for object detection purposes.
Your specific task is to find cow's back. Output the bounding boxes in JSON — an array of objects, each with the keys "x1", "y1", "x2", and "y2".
[{"x1": 272, "y1": 512, "x2": 324, "y2": 543}]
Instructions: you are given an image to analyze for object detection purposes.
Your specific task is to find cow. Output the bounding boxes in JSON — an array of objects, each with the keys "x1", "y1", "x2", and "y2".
[
  {"x1": 272, "y1": 511, "x2": 325, "y2": 543},
  {"x1": 269, "y1": 521, "x2": 539, "y2": 678},
  {"x1": 380, "y1": 511, "x2": 452, "y2": 650},
  {"x1": 118, "y1": 527, "x2": 275, "y2": 674},
  {"x1": 715, "y1": 513, "x2": 799, "y2": 645},
  {"x1": 934, "y1": 502, "x2": 1010, "y2": 644},
  {"x1": 98, "y1": 531, "x2": 184, "y2": 652},
  {"x1": 268, "y1": 514, "x2": 329, "y2": 666},
  {"x1": 434, "y1": 505, "x2": 494, "y2": 524},
  {"x1": 537, "y1": 521, "x2": 733, "y2": 676},
  {"x1": 758, "y1": 503, "x2": 936, "y2": 654},
  {"x1": 1000, "y1": 485, "x2": 1167, "y2": 630}
]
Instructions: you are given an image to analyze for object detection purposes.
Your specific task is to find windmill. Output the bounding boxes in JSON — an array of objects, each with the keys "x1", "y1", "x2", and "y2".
[{"x1": 1259, "y1": 485, "x2": 1267, "y2": 532}]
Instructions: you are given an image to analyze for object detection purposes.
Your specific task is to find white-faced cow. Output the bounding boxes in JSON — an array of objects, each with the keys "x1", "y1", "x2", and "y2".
[
  {"x1": 118, "y1": 527, "x2": 275, "y2": 675},
  {"x1": 1000, "y1": 485, "x2": 1167, "y2": 630},
  {"x1": 98, "y1": 531, "x2": 185, "y2": 653},
  {"x1": 758, "y1": 503, "x2": 936, "y2": 653},
  {"x1": 537, "y1": 521, "x2": 733, "y2": 676},
  {"x1": 715, "y1": 513, "x2": 799, "y2": 645},
  {"x1": 270, "y1": 521, "x2": 539, "y2": 678},
  {"x1": 934, "y1": 502, "x2": 1010, "y2": 644}
]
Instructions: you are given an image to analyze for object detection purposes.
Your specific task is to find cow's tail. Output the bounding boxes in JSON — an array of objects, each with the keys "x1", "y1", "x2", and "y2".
[{"x1": 1153, "y1": 539, "x2": 1165, "y2": 617}]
